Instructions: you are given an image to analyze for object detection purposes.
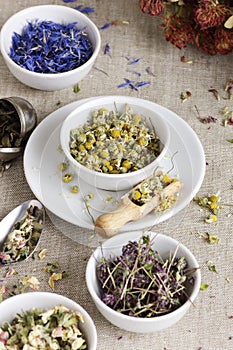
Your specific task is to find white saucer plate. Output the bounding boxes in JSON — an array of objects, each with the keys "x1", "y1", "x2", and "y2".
[{"x1": 24, "y1": 97, "x2": 205, "y2": 239}]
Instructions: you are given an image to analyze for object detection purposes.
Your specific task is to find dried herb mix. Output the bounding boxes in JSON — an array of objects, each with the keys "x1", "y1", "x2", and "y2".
[
  {"x1": 0, "y1": 305, "x2": 86, "y2": 349},
  {"x1": 69, "y1": 104, "x2": 162, "y2": 174},
  {"x1": 0, "y1": 205, "x2": 43, "y2": 264},
  {"x1": 0, "y1": 100, "x2": 22, "y2": 148},
  {"x1": 97, "y1": 235, "x2": 194, "y2": 317},
  {"x1": 10, "y1": 20, "x2": 93, "y2": 74}
]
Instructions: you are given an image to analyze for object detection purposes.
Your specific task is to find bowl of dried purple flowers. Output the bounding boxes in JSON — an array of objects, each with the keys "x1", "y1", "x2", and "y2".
[
  {"x1": 0, "y1": 5, "x2": 101, "y2": 91},
  {"x1": 0, "y1": 292, "x2": 97, "y2": 349},
  {"x1": 86, "y1": 231, "x2": 201, "y2": 333}
]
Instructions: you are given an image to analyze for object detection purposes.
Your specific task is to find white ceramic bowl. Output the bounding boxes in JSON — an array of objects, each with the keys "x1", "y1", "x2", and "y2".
[
  {"x1": 60, "y1": 95, "x2": 170, "y2": 191},
  {"x1": 0, "y1": 5, "x2": 101, "y2": 91},
  {"x1": 0, "y1": 292, "x2": 97, "y2": 349},
  {"x1": 86, "y1": 231, "x2": 201, "y2": 333}
]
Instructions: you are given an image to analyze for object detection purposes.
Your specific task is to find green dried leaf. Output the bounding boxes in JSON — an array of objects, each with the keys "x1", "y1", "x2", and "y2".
[
  {"x1": 207, "y1": 260, "x2": 217, "y2": 273},
  {"x1": 73, "y1": 83, "x2": 80, "y2": 93},
  {"x1": 200, "y1": 283, "x2": 209, "y2": 291},
  {"x1": 227, "y1": 139, "x2": 233, "y2": 143}
]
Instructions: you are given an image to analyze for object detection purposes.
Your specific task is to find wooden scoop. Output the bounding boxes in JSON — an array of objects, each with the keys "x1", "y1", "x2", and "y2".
[{"x1": 95, "y1": 173, "x2": 183, "y2": 238}]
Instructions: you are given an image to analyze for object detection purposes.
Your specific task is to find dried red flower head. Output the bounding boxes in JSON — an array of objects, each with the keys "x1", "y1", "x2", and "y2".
[
  {"x1": 164, "y1": 15, "x2": 195, "y2": 49},
  {"x1": 138, "y1": 0, "x2": 233, "y2": 55},
  {"x1": 215, "y1": 26, "x2": 233, "y2": 54},
  {"x1": 195, "y1": 28, "x2": 218, "y2": 55},
  {"x1": 195, "y1": 0, "x2": 230, "y2": 30},
  {"x1": 139, "y1": 0, "x2": 164, "y2": 16}
]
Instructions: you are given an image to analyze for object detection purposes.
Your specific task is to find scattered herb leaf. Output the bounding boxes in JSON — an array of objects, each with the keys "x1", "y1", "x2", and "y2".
[
  {"x1": 145, "y1": 66, "x2": 156, "y2": 76},
  {"x1": 208, "y1": 88, "x2": 221, "y2": 101},
  {"x1": 126, "y1": 69, "x2": 141, "y2": 77},
  {"x1": 118, "y1": 78, "x2": 150, "y2": 90},
  {"x1": 180, "y1": 91, "x2": 192, "y2": 102},
  {"x1": 180, "y1": 55, "x2": 193, "y2": 64},
  {"x1": 75, "y1": 5, "x2": 95, "y2": 13},
  {"x1": 38, "y1": 248, "x2": 47, "y2": 260},
  {"x1": 73, "y1": 83, "x2": 80, "y2": 93},
  {"x1": 49, "y1": 272, "x2": 63, "y2": 290},
  {"x1": 225, "y1": 79, "x2": 233, "y2": 100},
  {"x1": 200, "y1": 283, "x2": 209, "y2": 291},
  {"x1": 93, "y1": 66, "x2": 109, "y2": 76},
  {"x1": 207, "y1": 260, "x2": 218, "y2": 273},
  {"x1": 103, "y1": 43, "x2": 111, "y2": 56}
]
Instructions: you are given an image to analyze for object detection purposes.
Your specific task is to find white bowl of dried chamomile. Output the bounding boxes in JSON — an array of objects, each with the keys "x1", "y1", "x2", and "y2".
[{"x1": 60, "y1": 95, "x2": 170, "y2": 191}]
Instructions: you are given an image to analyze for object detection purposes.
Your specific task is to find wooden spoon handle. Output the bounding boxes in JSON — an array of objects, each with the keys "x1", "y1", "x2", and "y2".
[
  {"x1": 95, "y1": 179, "x2": 182, "y2": 239},
  {"x1": 95, "y1": 200, "x2": 141, "y2": 238}
]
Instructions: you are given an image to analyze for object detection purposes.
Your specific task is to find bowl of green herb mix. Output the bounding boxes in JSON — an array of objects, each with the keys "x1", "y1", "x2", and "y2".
[
  {"x1": 0, "y1": 5, "x2": 101, "y2": 91},
  {"x1": 0, "y1": 292, "x2": 97, "y2": 349},
  {"x1": 86, "y1": 231, "x2": 201, "y2": 333}
]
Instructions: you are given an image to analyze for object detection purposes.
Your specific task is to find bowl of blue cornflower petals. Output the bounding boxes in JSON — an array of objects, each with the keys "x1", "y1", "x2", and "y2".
[
  {"x1": 86, "y1": 231, "x2": 201, "y2": 333},
  {"x1": 0, "y1": 5, "x2": 101, "y2": 91}
]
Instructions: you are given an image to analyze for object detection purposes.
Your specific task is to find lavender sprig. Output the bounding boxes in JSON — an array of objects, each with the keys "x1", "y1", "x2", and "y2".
[{"x1": 97, "y1": 235, "x2": 194, "y2": 318}]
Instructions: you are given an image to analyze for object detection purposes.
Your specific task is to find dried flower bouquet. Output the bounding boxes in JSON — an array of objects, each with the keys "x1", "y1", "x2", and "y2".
[{"x1": 139, "y1": 0, "x2": 233, "y2": 55}]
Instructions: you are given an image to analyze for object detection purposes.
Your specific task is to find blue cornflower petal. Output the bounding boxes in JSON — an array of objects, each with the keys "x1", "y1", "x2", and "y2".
[{"x1": 9, "y1": 19, "x2": 93, "y2": 73}]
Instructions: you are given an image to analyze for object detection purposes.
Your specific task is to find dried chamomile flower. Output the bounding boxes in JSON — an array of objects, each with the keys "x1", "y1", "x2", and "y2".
[
  {"x1": 192, "y1": 231, "x2": 220, "y2": 244},
  {"x1": 130, "y1": 172, "x2": 179, "y2": 212},
  {"x1": 58, "y1": 162, "x2": 68, "y2": 171},
  {"x1": 71, "y1": 185, "x2": 79, "y2": 194},
  {"x1": 69, "y1": 104, "x2": 162, "y2": 174},
  {"x1": 193, "y1": 193, "x2": 221, "y2": 223},
  {"x1": 84, "y1": 192, "x2": 94, "y2": 201},
  {"x1": 206, "y1": 233, "x2": 219, "y2": 244},
  {"x1": 62, "y1": 173, "x2": 74, "y2": 183}
]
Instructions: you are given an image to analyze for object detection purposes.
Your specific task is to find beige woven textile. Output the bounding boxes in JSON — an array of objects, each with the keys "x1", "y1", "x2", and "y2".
[{"x1": 0, "y1": 1, "x2": 233, "y2": 349}]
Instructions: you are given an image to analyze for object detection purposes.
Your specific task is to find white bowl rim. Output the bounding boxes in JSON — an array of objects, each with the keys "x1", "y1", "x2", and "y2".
[
  {"x1": 60, "y1": 95, "x2": 170, "y2": 180},
  {"x1": 86, "y1": 231, "x2": 201, "y2": 323},
  {"x1": 0, "y1": 4, "x2": 101, "y2": 78},
  {"x1": 0, "y1": 291, "x2": 95, "y2": 321}
]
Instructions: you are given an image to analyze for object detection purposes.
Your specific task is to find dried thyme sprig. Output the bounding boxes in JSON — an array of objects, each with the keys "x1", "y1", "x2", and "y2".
[{"x1": 97, "y1": 235, "x2": 195, "y2": 318}]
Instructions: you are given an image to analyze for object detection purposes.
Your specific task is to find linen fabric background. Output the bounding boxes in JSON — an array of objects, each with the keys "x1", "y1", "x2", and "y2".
[{"x1": 0, "y1": 1, "x2": 232, "y2": 349}]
